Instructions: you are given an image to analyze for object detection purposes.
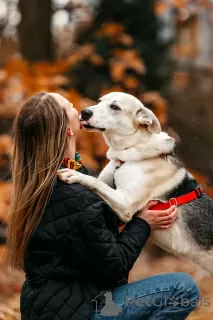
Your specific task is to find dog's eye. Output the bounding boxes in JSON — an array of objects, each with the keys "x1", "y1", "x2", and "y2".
[{"x1": 110, "y1": 104, "x2": 121, "y2": 111}]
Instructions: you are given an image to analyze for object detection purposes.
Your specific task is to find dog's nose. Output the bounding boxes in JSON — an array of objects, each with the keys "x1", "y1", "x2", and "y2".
[{"x1": 81, "y1": 108, "x2": 93, "y2": 121}]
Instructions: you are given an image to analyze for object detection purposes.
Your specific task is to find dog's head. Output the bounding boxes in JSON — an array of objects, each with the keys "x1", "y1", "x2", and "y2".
[{"x1": 80, "y1": 92, "x2": 161, "y2": 137}]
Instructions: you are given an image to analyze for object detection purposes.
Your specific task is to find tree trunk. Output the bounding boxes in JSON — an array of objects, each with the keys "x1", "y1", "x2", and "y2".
[{"x1": 18, "y1": 0, "x2": 54, "y2": 62}]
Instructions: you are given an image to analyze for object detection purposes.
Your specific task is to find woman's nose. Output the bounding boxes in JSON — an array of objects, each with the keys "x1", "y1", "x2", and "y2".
[{"x1": 81, "y1": 108, "x2": 93, "y2": 120}]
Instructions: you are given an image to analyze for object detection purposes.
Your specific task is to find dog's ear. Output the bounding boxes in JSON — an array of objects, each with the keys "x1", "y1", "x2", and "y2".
[{"x1": 134, "y1": 107, "x2": 161, "y2": 134}]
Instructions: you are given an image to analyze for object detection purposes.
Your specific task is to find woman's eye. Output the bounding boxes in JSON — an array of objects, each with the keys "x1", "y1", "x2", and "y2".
[{"x1": 110, "y1": 104, "x2": 121, "y2": 111}]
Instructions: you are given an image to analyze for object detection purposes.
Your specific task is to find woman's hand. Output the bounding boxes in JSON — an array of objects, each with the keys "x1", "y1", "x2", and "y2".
[{"x1": 136, "y1": 201, "x2": 178, "y2": 230}]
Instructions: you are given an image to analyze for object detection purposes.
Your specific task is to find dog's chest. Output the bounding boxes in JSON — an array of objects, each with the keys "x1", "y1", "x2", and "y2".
[{"x1": 113, "y1": 160, "x2": 159, "y2": 190}]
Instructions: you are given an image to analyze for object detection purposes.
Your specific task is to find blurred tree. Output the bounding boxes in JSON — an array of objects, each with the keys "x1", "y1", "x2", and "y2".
[
  {"x1": 96, "y1": 0, "x2": 160, "y2": 90},
  {"x1": 60, "y1": 0, "x2": 172, "y2": 103},
  {"x1": 68, "y1": 0, "x2": 174, "y2": 99},
  {"x1": 18, "y1": 0, "x2": 54, "y2": 62}
]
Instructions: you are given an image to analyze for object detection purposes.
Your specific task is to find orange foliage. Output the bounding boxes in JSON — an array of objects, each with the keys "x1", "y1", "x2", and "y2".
[
  {"x1": 155, "y1": 0, "x2": 213, "y2": 17},
  {"x1": 173, "y1": 44, "x2": 198, "y2": 59},
  {"x1": 110, "y1": 61, "x2": 125, "y2": 82},
  {"x1": 89, "y1": 54, "x2": 104, "y2": 66},
  {"x1": 118, "y1": 34, "x2": 134, "y2": 46},
  {"x1": 96, "y1": 23, "x2": 125, "y2": 38},
  {"x1": 0, "y1": 244, "x2": 23, "y2": 319},
  {"x1": 0, "y1": 71, "x2": 7, "y2": 84},
  {"x1": 172, "y1": 71, "x2": 190, "y2": 88},
  {"x1": 155, "y1": 0, "x2": 187, "y2": 15},
  {"x1": 0, "y1": 135, "x2": 13, "y2": 167},
  {"x1": 100, "y1": 86, "x2": 123, "y2": 96},
  {"x1": 0, "y1": 182, "x2": 13, "y2": 222},
  {"x1": 155, "y1": 2, "x2": 171, "y2": 15},
  {"x1": 123, "y1": 76, "x2": 139, "y2": 90},
  {"x1": 112, "y1": 49, "x2": 146, "y2": 74}
]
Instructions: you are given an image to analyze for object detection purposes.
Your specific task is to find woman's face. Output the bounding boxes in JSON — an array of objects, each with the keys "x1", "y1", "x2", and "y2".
[{"x1": 49, "y1": 93, "x2": 80, "y2": 135}]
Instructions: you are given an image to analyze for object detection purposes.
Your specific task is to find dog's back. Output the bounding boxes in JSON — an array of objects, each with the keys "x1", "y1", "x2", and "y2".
[
  {"x1": 184, "y1": 194, "x2": 213, "y2": 250},
  {"x1": 161, "y1": 156, "x2": 213, "y2": 250},
  {"x1": 149, "y1": 155, "x2": 213, "y2": 274}
]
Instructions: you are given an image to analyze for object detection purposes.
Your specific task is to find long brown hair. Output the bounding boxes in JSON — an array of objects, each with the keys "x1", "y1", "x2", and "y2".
[{"x1": 7, "y1": 92, "x2": 68, "y2": 270}]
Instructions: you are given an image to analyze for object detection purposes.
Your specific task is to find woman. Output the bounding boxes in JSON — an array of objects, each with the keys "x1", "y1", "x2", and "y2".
[{"x1": 7, "y1": 92, "x2": 199, "y2": 320}]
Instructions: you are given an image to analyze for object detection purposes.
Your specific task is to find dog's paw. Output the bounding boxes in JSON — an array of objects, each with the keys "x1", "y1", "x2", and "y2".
[
  {"x1": 57, "y1": 168, "x2": 81, "y2": 184},
  {"x1": 64, "y1": 176, "x2": 81, "y2": 185}
]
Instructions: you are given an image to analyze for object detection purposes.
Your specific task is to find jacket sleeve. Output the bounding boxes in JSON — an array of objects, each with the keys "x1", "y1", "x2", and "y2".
[{"x1": 57, "y1": 186, "x2": 151, "y2": 287}]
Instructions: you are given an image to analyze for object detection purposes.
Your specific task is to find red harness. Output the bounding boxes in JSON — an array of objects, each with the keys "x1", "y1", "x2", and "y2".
[
  {"x1": 117, "y1": 160, "x2": 204, "y2": 210},
  {"x1": 150, "y1": 186, "x2": 203, "y2": 210}
]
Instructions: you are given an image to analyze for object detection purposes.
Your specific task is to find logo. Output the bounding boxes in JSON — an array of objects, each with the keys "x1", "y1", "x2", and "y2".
[{"x1": 92, "y1": 291, "x2": 122, "y2": 317}]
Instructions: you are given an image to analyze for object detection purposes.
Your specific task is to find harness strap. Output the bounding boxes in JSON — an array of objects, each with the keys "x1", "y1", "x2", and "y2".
[{"x1": 150, "y1": 186, "x2": 204, "y2": 210}]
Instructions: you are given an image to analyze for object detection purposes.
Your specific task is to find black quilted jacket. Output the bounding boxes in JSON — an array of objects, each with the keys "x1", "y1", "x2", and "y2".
[{"x1": 20, "y1": 167, "x2": 151, "y2": 320}]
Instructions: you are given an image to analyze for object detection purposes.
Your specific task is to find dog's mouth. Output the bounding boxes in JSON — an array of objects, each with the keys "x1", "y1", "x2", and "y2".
[
  {"x1": 80, "y1": 120, "x2": 106, "y2": 132},
  {"x1": 84, "y1": 124, "x2": 106, "y2": 132}
]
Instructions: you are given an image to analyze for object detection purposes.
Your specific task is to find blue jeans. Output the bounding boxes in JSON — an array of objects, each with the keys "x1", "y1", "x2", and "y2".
[{"x1": 90, "y1": 272, "x2": 200, "y2": 320}]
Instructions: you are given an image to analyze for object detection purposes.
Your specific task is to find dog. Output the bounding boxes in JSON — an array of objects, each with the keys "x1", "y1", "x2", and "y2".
[{"x1": 58, "y1": 92, "x2": 213, "y2": 274}]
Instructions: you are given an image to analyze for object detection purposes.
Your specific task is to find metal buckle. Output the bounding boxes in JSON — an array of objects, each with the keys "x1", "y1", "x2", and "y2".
[
  {"x1": 169, "y1": 198, "x2": 178, "y2": 207},
  {"x1": 194, "y1": 186, "x2": 203, "y2": 198}
]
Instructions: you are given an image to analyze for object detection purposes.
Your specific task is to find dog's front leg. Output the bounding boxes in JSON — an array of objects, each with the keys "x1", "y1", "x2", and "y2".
[
  {"x1": 98, "y1": 160, "x2": 118, "y2": 187},
  {"x1": 58, "y1": 168, "x2": 135, "y2": 222}
]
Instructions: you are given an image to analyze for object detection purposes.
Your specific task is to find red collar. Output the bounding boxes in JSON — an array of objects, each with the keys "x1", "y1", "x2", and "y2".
[
  {"x1": 150, "y1": 186, "x2": 203, "y2": 210},
  {"x1": 119, "y1": 160, "x2": 125, "y2": 165}
]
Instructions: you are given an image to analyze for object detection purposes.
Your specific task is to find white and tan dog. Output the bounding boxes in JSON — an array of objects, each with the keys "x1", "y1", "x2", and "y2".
[{"x1": 59, "y1": 92, "x2": 213, "y2": 274}]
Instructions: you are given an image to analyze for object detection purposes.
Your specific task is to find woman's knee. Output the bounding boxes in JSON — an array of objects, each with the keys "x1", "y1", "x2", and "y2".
[
  {"x1": 172, "y1": 272, "x2": 200, "y2": 310},
  {"x1": 172, "y1": 272, "x2": 199, "y2": 294},
  {"x1": 145, "y1": 272, "x2": 200, "y2": 311}
]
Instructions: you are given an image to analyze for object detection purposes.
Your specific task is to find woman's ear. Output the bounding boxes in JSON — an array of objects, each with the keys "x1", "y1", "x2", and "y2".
[{"x1": 67, "y1": 127, "x2": 74, "y2": 137}]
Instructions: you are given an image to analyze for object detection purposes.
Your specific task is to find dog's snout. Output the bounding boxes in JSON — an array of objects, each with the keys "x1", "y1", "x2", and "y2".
[{"x1": 81, "y1": 108, "x2": 93, "y2": 121}]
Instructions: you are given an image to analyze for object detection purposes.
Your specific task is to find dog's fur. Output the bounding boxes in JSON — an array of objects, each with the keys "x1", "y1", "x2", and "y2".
[{"x1": 59, "y1": 92, "x2": 213, "y2": 274}]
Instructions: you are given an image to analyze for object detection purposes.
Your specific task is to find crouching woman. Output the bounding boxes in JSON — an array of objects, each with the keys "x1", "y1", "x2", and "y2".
[{"x1": 7, "y1": 92, "x2": 199, "y2": 320}]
